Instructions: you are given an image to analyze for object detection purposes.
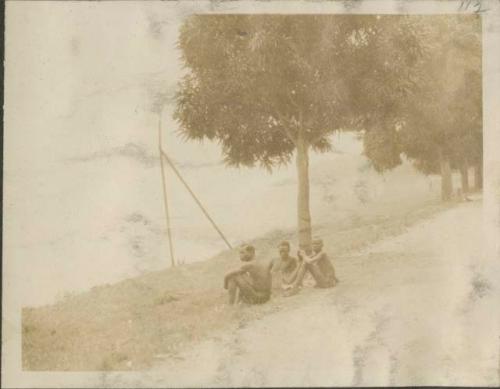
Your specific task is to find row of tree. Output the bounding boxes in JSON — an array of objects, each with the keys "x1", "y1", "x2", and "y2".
[
  {"x1": 174, "y1": 14, "x2": 482, "y2": 250},
  {"x1": 363, "y1": 15, "x2": 482, "y2": 200}
]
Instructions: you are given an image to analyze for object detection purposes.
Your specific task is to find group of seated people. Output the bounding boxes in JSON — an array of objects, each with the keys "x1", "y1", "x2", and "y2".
[{"x1": 223, "y1": 237, "x2": 338, "y2": 305}]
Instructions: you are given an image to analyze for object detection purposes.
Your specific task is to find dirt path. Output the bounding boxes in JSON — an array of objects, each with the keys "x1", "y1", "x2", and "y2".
[{"x1": 102, "y1": 200, "x2": 498, "y2": 387}]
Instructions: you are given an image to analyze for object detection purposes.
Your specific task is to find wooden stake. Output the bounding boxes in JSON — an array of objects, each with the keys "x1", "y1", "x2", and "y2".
[
  {"x1": 158, "y1": 113, "x2": 176, "y2": 267},
  {"x1": 160, "y1": 149, "x2": 233, "y2": 250}
]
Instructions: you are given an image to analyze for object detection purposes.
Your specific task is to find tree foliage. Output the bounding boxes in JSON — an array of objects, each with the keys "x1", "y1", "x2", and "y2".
[
  {"x1": 173, "y1": 15, "x2": 466, "y2": 245},
  {"x1": 175, "y1": 15, "x2": 423, "y2": 169},
  {"x1": 363, "y1": 15, "x2": 482, "y2": 179}
]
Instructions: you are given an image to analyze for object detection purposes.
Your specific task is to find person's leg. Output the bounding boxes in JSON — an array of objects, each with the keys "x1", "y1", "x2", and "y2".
[
  {"x1": 253, "y1": 292, "x2": 271, "y2": 304},
  {"x1": 227, "y1": 278, "x2": 239, "y2": 305},
  {"x1": 316, "y1": 277, "x2": 335, "y2": 288},
  {"x1": 291, "y1": 261, "x2": 308, "y2": 288},
  {"x1": 307, "y1": 262, "x2": 334, "y2": 288},
  {"x1": 284, "y1": 262, "x2": 308, "y2": 296},
  {"x1": 330, "y1": 267, "x2": 339, "y2": 286}
]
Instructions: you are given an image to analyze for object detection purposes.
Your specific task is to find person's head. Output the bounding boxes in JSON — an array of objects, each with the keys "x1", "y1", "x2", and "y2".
[
  {"x1": 312, "y1": 237, "x2": 323, "y2": 253},
  {"x1": 278, "y1": 241, "x2": 291, "y2": 259},
  {"x1": 239, "y1": 244, "x2": 255, "y2": 262}
]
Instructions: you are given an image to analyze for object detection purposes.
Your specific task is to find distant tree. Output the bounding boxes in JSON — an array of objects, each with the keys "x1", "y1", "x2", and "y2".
[
  {"x1": 362, "y1": 15, "x2": 482, "y2": 201},
  {"x1": 450, "y1": 68, "x2": 482, "y2": 193},
  {"x1": 175, "y1": 15, "x2": 422, "y2": 250},
  {"x1": 363, "y1": 125, "x2": 402, "y2": 173}
]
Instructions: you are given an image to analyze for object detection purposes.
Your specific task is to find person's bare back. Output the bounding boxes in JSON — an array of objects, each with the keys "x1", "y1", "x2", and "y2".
[{"x1": 239, "y1": 261, "x2": 272, "y2": 293}]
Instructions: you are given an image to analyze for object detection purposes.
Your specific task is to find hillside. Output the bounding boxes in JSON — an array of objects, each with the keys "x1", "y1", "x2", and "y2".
[
  {"x1": 143, "y1": 199, "x2": 496, "y2": 387},
  {"x1": 23, "y1": 195, "x2": 454, "y2": 371}
]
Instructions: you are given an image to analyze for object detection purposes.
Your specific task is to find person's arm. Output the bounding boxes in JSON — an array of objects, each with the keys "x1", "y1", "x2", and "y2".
[
  {"x1": 224, "y1": 267, "x2": 244, "y2": 289},
  {"x1": 298, "y1": 250, "x2": 324, "y2": 264},
  {"x1": 224, "y1": 263, "x2": 254, "y2": 288}
]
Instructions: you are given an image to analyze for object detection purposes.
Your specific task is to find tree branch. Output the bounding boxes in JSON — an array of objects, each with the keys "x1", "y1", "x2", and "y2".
[
  {"x1": 283, "y1": 127, "x2": 298, "y2": 147},
  {"x1": 274, "y1": 111, "x2": 298, "y2": 147}
]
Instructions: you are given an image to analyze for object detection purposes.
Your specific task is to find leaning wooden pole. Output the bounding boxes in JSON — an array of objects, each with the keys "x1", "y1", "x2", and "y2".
[
  {"x1": 158, "y1": 113, "x2": 176, "y2": 267},
  {"x1": 160, "y1": 149, "x2": 233, "y2": 250}
]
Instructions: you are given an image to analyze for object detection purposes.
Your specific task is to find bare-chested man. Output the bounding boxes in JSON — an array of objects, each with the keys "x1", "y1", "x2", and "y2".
[
  {"x1": 271, "y1": 241, "x2": 301, "y2": 292},
  {"x1": 224, "y1": 244, "x2": 272, "y2": 305},
  {"x1": 285, "y1": 237, "x2": 338, "y2": 295}
]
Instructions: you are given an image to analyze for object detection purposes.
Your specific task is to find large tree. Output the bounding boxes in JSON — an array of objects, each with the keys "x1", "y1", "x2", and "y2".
[{"x1": 175, "y1": 15, "x2": 422, "y2": 250}]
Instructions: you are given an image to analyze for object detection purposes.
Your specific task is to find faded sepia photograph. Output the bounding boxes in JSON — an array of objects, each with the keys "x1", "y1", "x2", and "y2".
[{"x1": 3, "y1": 1, "x2": 500, "y2": 388}]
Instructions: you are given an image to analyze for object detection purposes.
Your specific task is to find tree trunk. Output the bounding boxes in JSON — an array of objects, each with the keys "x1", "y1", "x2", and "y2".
[
  {"x1": 296, "y1": 134, "x2": 312, "y2": 252},
  {"x1": 474, "y1": 162, "x2": 483, "y2": 190},
  {"x1": 459, "y1": 160, "x2": 469, "y2": 194},
  {"x1": 440, "y1": 156, "x2": 453, "y2": 201}
]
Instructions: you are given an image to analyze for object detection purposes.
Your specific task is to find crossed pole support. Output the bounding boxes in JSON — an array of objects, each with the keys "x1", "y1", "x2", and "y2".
[
  {"x1": 158, "y1": 114, "x2": 233, "y2": 267},
  {"x1": 158, "y1": 115, "x2": 176, "y2": 267}
]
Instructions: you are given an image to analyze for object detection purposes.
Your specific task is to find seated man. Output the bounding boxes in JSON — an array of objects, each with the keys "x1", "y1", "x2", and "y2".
[
  {"x1": 224, "y1": 244, "x2": 272, "y2": 305},
  {"x1": 271, "y1": 241, "x2": 300, "y2": 291},
  {"x1": 286, "y1": 237, "x2": 338, "y2": 296},
  {"x1": 298, "y1": 237, "x2": 338, "y2": 289}
]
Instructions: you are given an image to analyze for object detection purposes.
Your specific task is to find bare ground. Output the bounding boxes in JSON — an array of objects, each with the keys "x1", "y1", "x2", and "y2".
[
  {"x1": 23, "y1": 197, "x2": 498, "y2": 386},
  {"x1": 109, "y1": 199, "x2": 498, "y2": 387}
]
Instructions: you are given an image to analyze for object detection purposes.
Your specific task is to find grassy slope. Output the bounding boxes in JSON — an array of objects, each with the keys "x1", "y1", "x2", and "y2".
[{"x1": 22, "y1": 197, "x2": 453, "y2": 371}]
